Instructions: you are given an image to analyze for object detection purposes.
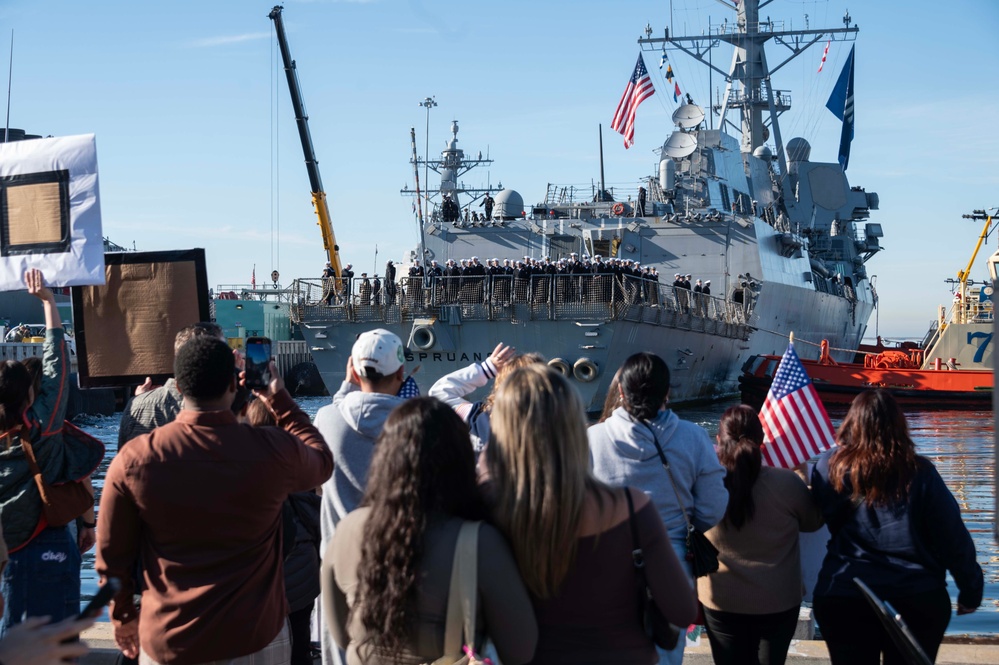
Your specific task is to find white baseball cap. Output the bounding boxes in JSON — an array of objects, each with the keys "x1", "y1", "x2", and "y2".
[{"x1": 352, "y1": 329, "x2": 404, "y2": 377}]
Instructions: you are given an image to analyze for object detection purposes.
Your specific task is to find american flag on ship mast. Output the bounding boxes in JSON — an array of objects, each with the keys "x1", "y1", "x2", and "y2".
[{"x1": 611, "y1": 55, "x2": 655, "y2": 149}]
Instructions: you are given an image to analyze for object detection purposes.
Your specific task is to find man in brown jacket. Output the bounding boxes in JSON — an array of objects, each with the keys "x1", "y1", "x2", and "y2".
[{"x1": 96, "y1": 336, "x2": 333, "y2": 665}]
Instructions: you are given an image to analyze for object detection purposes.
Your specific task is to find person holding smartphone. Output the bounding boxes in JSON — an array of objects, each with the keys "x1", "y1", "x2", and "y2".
[{"x1": 96, "y1": 336, "x2": 334, "y2": 664}]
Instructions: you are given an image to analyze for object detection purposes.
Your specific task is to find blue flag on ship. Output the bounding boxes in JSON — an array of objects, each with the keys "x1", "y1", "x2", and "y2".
[{"x1": 825, "y1": 45, "x2": 855, "y2": 170}]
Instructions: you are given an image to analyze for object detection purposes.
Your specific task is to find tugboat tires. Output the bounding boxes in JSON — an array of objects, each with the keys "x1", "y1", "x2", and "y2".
[
  {"x1": 548, "y1": 358, "x2": 571, "y2": 376},
  {"x1": 573, "y1": 358, "x2": 599, "y2": 383},
  {"x1": 412, "y1": 325, "x2": 436, "y2": 350}
]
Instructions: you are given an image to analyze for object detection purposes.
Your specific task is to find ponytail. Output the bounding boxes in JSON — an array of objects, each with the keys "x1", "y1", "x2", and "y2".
[{"x1": 716, "y1": 405, "x2": 764, "y2": 529}]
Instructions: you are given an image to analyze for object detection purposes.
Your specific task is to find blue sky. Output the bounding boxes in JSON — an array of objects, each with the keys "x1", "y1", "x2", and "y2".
[{"x1": 2, "y1": 0, "x2": 997, "y2": 339}]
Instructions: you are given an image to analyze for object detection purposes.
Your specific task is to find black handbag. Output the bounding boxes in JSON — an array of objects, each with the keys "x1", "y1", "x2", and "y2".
[
  {"x1": 643, "y1": 421, "x2": 720, "y2": 578},
  {"x1": 624, "y1": 489, "x2": 681, "y2": 650}
]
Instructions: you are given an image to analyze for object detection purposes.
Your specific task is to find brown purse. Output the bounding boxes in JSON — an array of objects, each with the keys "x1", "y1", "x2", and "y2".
[{"x1": 21, "y1": 434, "x2": 94, "y2": 527}]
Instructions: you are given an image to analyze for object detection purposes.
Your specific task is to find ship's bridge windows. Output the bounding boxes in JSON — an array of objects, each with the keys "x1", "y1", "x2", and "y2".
[
  {"x1": 704, "y1": 150, "x2": 716, "y2": 177},
  {"x1": 733, "y1": 191, "x2": 752, "y2": 215}
]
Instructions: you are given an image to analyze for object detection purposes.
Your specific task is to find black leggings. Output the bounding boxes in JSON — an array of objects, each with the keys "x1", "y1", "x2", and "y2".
[
  {"x1": 703, "y1": 605, "x2": 800, "y2": 665},
  {"x1": 813, "y1": 587, "x2": 951, "y2": 665},
  {"x1": 289, "y1": 603, "x2": 315, "y2": 665}
]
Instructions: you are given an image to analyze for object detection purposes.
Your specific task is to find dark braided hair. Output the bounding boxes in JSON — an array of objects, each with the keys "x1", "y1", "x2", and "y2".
[{"x1": 354, "y1": 397, "x2": 487, "y2": 657}]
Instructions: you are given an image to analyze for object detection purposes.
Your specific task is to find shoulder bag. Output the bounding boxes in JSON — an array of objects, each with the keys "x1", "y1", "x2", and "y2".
[
  {"x1": 643, "y1": 421, "x2": 719, "y2": 578},
  {"x1": 625, "y1": 489, "x2": 680, "y2": 650},
  {"x1": 432, "y1": 521, "x2": 487, "y2": 665},
  {"x1": 20, "y1": 433, "x2": 94, "y2": 527}
]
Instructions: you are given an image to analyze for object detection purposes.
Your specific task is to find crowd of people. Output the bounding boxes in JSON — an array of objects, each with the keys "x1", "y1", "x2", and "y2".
[
  {"x1": 322, "y1": 255, "x2": 723, "y2": 313},
  {"x1": 0, "y1": 276, "x2": 986, "y2": 665}
]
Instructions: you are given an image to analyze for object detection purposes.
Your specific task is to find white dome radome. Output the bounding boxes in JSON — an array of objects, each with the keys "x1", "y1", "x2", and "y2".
[{"x1": 493, "y1": 189, "x2": 524, "y2": 220}]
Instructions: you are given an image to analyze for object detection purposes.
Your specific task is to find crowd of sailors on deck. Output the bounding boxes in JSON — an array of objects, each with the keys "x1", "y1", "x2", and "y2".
[{"x1": 322, "y1": 255, "x2": 720, "y2": 314}]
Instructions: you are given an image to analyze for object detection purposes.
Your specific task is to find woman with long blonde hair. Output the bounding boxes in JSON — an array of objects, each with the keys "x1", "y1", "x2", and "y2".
[{"x1": 485, "y1": 365, "x2": 696, "y2": 664}]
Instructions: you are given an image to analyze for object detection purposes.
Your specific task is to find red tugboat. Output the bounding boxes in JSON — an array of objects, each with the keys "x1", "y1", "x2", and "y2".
[{"x1": 741, "y1": 210, "x2": 996, "y2": 409}]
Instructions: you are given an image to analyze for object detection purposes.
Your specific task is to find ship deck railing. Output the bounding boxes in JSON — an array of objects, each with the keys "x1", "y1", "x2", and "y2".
[
  {"x1": 291, "y1": 276, "x2": 750, "y2": 341},
  {"x1": 213, "y1": 283, "x2": 292, "y2": 302}
]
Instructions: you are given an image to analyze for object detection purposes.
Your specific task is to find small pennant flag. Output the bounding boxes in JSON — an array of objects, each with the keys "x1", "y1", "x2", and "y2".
[
  {"x1": 251, "y1": 265, "x2": 256, "y2": 289},
  {"x1": 659, "y1": 49, "x2": 668, "y2": 69},
  {"x1": 759, "y1": 343, "x2": 835, "y2": 468},
  {"x1": 665, "y1": 64, "x2": 674, "y2": 82},
  {"x1": 673, "y1": 82, "x2": 681, "y2": 102},
  {"x1": 817, "y1": 39, "x2": 831, "y2": 73}
]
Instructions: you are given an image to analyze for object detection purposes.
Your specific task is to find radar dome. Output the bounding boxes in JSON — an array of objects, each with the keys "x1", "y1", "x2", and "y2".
[
  {"x1": 786, "y1": 138, "x2": 811, "y2": 162},
  {"x1": 752, "y1": 145, "x2": 773, "y2": 161},
  {"x1": 494, "y1": 189, "x2": 524, "y2": 220}
]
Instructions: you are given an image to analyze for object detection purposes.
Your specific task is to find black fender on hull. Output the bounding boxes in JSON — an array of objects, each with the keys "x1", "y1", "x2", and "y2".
[{"x1": 286, "y1": 361, "x2": 329, "y2": 397}]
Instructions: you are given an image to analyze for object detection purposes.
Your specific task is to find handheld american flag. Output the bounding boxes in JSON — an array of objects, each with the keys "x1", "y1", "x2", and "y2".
[
  {"x1": 611, "y1": 55, "x2": 655, "y2": 149},
  {"x1": 759, "y1": 343, "x2": 835, "y2": 468}
]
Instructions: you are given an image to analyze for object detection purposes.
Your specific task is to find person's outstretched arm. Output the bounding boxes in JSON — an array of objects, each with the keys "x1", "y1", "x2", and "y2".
[{"x1": 0, "y1": 615, "x2": 96, "y2": 665}]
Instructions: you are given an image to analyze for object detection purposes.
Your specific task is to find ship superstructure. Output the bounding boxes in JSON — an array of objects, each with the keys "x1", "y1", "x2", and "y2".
[{"x1": 290, "y1": 0, "x2": 884, "y2": 410}]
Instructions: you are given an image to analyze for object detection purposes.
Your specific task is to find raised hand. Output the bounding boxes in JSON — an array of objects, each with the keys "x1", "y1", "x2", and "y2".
[
  {"x1": 24, "y1": 268, "x2": 55, "y2": 303},
  {"x1": 489, "y1": 342, "x2": 517, "y2": 369}
]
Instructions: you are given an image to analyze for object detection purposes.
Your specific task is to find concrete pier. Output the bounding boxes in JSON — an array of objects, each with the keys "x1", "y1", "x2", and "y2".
[{"x1": 77, "y1": 623, "x2": 999, "y2": 665}]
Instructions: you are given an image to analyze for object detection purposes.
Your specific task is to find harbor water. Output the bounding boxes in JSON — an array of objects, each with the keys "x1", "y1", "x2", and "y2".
[{"x1": 76, "y1": 397, "x2": 997, "y2": 636}]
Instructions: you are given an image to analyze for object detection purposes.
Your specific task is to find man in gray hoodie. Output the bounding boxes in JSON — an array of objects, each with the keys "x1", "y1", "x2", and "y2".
[{"x1": 315, "y1": 328, "x2": 406, "y2": 665}]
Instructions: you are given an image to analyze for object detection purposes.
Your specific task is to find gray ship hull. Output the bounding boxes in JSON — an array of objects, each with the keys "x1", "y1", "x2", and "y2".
[{"x1": 296, "y1": 217, "x2": 875, "y2": 411}]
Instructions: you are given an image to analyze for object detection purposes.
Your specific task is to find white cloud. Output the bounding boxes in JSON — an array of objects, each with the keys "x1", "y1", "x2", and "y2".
[
  {"x1": 187, "y1": 32, "x2": 271, "y2": 48},
  {"x1": 288, "y1": 0, "x2": 378, "y2": 4}
]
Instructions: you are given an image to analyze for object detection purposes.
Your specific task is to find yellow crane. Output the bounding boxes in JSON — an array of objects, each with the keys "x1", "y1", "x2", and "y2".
[{"x1": 268, "y1": 6, "x2": 342, "y2": 292}]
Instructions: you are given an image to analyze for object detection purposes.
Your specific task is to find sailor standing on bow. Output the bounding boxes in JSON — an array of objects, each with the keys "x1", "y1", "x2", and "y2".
[{"x1": 479, "y1": 192, "x2": 494, "y2": 220}]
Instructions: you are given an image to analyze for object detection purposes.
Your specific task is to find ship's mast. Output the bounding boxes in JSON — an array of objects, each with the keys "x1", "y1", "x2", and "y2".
[
  {"x1": 401, "y1": 120, "x2": 496, "y2": 217},
  {"x1": 640, "y1": 0, "x2": 857, "y2": 181}
]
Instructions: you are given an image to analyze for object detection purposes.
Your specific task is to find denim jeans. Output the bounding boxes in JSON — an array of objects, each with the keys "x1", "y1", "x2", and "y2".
[
  {"x1": 657, "y1": 538, "x2": 694, "y2": 665},
  {"x1": 1, "y1": 526, "x2": 81, "y2": 632}
]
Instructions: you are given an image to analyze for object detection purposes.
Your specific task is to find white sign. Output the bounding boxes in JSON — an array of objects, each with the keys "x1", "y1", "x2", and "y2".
[{"x1": 0, "y1": 134, "x2": 105, "y2": 291}]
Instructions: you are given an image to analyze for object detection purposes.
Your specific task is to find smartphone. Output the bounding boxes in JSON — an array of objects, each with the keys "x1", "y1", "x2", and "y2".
[
  {"x1": 244, "y1": 336, "x2": 273, "y2": 389},
  {"x1": 78, "y1": 577, "x2": 121, "y2": 620}
]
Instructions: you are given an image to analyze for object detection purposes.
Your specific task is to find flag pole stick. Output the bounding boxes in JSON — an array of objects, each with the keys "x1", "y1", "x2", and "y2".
[{"x1": 789, "y1": 331, "x2": 795, "y2": 345}]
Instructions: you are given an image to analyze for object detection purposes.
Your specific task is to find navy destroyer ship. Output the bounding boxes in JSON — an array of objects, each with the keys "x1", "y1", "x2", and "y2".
[{"x1": 282, "y1": 1, "x2": 883, "y2": 409}]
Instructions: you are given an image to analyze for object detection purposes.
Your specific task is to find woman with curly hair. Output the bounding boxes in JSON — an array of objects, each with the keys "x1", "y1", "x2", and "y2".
[
  {"x1": 485, "y1": 364, "x2": 696, "y2": 664},
  {"x1": 811, "y1": 389, "x2": 983, "y2": 664},
  {"x1": 322, "y1": 397, "x2": 536, "y2": 665},
  {"x1": 696, "y1": 405, "x2": 822, "y2": 665}
]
